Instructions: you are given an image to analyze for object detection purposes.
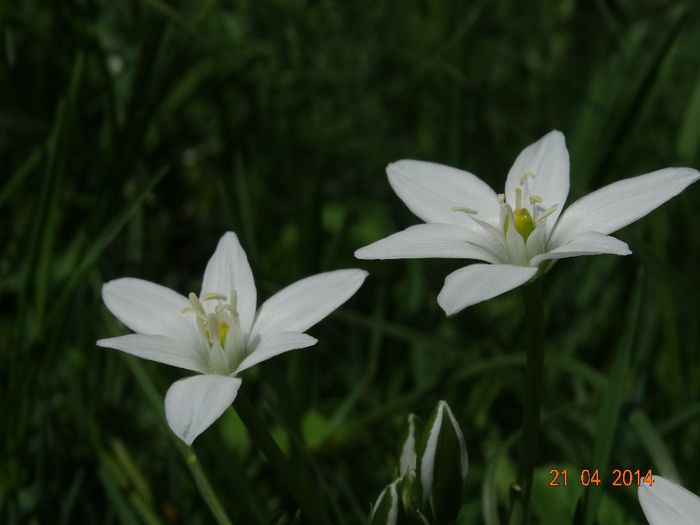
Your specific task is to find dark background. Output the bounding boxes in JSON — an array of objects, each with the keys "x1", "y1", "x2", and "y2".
[{"x1": 2, "y1": 1, "x2": 699, "y2": 523}]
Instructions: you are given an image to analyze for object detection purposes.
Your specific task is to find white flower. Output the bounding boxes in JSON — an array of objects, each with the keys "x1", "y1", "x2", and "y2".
[
  {"x1": 355, "y1": 131, "x2": 698, "y2": 315},
  {"x1": 638, "y1": 476, "x2": 700, "y2": 525},
  {"x1": 98, "y1": 232, "x2": 367, "y2": 445}
]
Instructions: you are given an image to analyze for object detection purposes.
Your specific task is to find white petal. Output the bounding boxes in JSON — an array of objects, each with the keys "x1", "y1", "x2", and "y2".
[
  {"x1": 387, "y1": 160, "x2": 500, "y2": 229},
  {"x1": 250, "y1": 269, "x2": 367, "y2": 338},
  {"x1": 505, "y1": 219, "x2": 528, "y2": 266},
  {"x1": 354, "y1": 223, "x2": 501, "y2": 264},
  {"x1": 505, "y1": 130, "x2": 569, "y2": 226},
  {"x1": 529, "y1": 232, "x2": 631, "y2": 266},
  {"x1": 201, "y1": 232, "x2": 257, "y2": 334},
  {"x1": 437, "y1": 264, "x2": 538, "y2": 315},
  {"x1": 638, "y1": 476, "x2": 700, "y2": 525},
  {"x1": 236, "y1": 332, "x2": 317, "y2": 373},
  {"x1": 97, "y1": 334, "x2": 206, "y2": 373},
  {"x1": 102, "y1": 278, "x2": 197, "y2": 342},
  {"x1": 550, "y1": 168, "x2": 699, "y2": 247},
  {"x1": 525, "y1": 222, "x2": 548, "y2": 262},
  {"x1": 164, "y1": 374, "x2": 242, "y2": 446}
]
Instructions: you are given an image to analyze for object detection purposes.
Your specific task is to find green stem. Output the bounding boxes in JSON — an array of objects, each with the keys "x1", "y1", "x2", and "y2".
[
  {"x1": 508, "y1": 279, "x2": 546, "y2": 525},
  {"x1": 127, "y1": 360, "x2": 234, "y2": 525},
  {"x1": 180, "y1": 447, "x2": 235, "y2": 525},
  {"x1": 235, "y1": 391, "x2": 331, "y2": 525}
]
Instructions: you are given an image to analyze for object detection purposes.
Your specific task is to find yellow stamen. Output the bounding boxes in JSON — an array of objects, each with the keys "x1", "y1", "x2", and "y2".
[
  {"x1": 451, "y1": 206, "x2": 477, "y2": 215},
  {"x1": 520, "y1": 171, "x2": 535, "y2": 184},
  {"x1": 185, "y1": 292, "x2": 208, "y2": 321},
  {"x1": 202, "y1": 292, "x2": 227, "y2": 301},
  {"x1": 537, "y1": 204, "x2": 559, "y2": 223}
]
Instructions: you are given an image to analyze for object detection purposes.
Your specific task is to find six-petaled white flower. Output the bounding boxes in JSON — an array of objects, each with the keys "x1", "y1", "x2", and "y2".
[
  {"x1": 98, "y1": 232, "x2": 367, "y2": 445},
  {"x1": 355, "y1": 130, "x2": 698, "y2": 314},
  {"x1": 638, "y1": 476, "x2": 700, "y2": 525}
]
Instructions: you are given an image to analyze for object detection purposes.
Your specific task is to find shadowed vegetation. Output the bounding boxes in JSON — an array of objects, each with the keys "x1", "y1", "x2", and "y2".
[{"x1": 1, "y1": 1, "x2": 699, "y2": 523}]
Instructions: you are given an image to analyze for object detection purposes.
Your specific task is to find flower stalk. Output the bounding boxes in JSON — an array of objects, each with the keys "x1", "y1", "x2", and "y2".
[
  {"x1": 509, "y1": 278, "x2": 545, "y2": 525},
  {"x1": 234, "y1": 391, "x2": 331, "y2": 525}
]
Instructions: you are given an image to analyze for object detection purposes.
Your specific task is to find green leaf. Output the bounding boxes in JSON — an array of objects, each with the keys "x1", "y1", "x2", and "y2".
[
  {"x1": 580, "y1": 270, "x2": 645, "y2": 525},
  {"x1": 629, "y1": 410, "x2": 680, "y2": 482},
  {"x1": 530, "y1": 465, "x2": 581, "y2": 525}
]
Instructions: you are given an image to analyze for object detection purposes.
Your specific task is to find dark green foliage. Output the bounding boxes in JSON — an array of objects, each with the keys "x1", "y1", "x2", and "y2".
[{"x1": 2, "y1": 1, "x2": 700, "y2": 523}]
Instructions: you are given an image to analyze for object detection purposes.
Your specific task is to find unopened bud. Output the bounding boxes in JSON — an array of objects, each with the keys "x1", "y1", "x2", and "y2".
[
  {"x1": 417, "y1": 400, "x2": 469, "y2": 523},
  {"x1": 398, "y1": 413, "x2": 422, "y2": 476},
  {"x1": 370, "y1": 480, "x2": 401, "y2": 525}
]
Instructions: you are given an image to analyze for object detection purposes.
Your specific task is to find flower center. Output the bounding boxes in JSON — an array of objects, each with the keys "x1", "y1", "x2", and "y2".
[
  {"x1": 183, "y1": 290, "x2": 239, "y2": 349},
  {"x1": 514, "y1": 207, "x2": 535, "y2": 240},
  {"x1": 501, "y1": 172, "x2": 558, "y2": 241},
  {"x1": 450, "y1": 171, "x2": 561, "y2": 265}
]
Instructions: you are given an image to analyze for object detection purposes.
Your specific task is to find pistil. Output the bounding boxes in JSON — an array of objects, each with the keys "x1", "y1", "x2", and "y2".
[{"x1": 182, "y1": 290, "x2": 239, "y2": 349}]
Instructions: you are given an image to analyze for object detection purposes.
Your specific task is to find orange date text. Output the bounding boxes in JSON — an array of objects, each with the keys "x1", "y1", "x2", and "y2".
[{"x1": 548, "y1": 468, "x2": 653, "y2": 487}]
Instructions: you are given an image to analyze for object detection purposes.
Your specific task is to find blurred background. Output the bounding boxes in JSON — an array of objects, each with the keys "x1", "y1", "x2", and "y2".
[{"x1": 2, "y1": 0, "x2": 700, "y2": 523}]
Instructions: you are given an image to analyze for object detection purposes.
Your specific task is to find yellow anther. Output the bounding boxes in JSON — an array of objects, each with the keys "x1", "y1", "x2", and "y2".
[
  {"x1": 185, "y1": 289, "x2": 241, "y2": 351},
  {"x1": 184, "y1": 292, "x2": 208, "y2": 321},
  {"x1": 188, "y1": 292, "x2": 204, "y2": 310},
  {"x1": 497, "y1": 193, "x2": 506, "y2": 204},
  {"x1": 451, "y1": 206, "x2": 477, "y2": 215},
  {"x1": 537, "y1": 204, "x2": 559, "y2": 223},
  {"x1": 529, "y1": 195, "x2": 542, "y2": 205},
  {"x1": 520, "y1": 171, "x2": 535, "y2": 184},
  {"x1": 514, "y1": 208, "x2": 535, "y2": 241}
]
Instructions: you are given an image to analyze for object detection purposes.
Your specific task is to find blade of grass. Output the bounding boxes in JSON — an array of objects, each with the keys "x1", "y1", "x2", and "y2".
[
  {"x1": 569, "y1": 7, "x2": 687, "y2": 188},
  {"x1": 46, "y1": 168, "x2": 166, "y2": 331},
  {"x1": 126, "y1": 359, "x2": 235, "y2": 525},
  {"x1": 0, "y1": 149, "x2": 40, "y2": 209},
  {"x1": 97, "y1": 464, "x2": 140, "y2": 525},
  {"x1": 328, "y1": 284, "x2": 386, "y2": 430},
  {"x1": 483, "y1": 434, "x2": 518, "y2": 525},
  {"x1": 32, "y1": 53, "x2": 85, "y2": 335},
  {"x1": 580, "y1": 269, "x2": 645, "y2": 525},
  {"x1": 629, "y1": 410, "x2": 681, "y2": 482},
  {"x1": 676, "y1": 62, "x2": 700, "y2": 163},
  {"x1": 658, "y1": 402, "x2": 700, "y2": 436},
  {"x1": 235, "y1": 391, "x2": 332, "y2": 525}
]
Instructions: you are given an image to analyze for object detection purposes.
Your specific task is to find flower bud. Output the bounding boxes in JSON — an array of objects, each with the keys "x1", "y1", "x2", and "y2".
[
  {"x1": 370, "y1": 479, "x2": 401, "y2": 525},
  {"x1": 417, "y1": 400, "x2": 468, "y2": 523},
  {"x1": 398, "y1": 413, "x2": 422, "y2": 476}
]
